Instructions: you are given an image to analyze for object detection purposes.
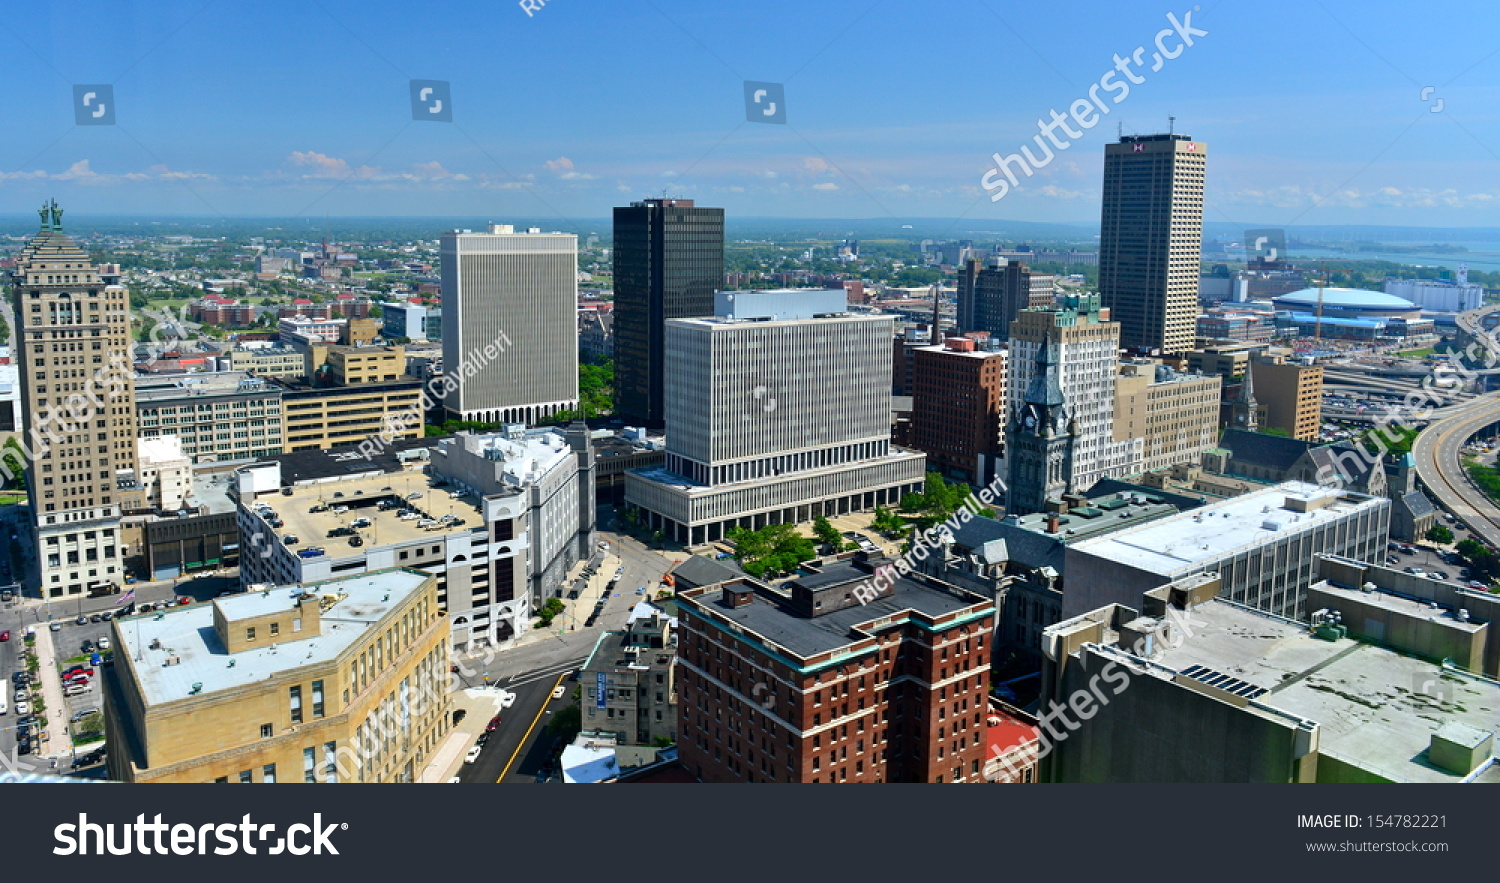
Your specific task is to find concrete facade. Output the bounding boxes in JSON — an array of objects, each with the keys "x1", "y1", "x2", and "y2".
[{"x1": 440, "y1": 224, "x2": 578, "y2": 424}]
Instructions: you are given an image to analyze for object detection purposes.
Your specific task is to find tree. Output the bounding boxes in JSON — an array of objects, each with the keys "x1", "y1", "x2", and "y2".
[
  {"x1": 545, "y1": 702, "x2": 581, "y2": 743},
  {"x1": 899, "y1": 473, "x2": 976, "y2": 530},
  {"x1": 1426, "y1": 524, "x2": 1455, "y2": 545},
  {"x1": 871, "y1": 505, "x2": 905, "y2": 535},
  {"x1": 727, "y1": 523, "x2": 817, "y2": 578},
  {"x1": 812, "y1": 515, "x2": 843, "y2": 551}
]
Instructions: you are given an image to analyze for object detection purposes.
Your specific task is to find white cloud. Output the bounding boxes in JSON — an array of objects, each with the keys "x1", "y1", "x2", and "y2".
[{"x1": 288, "y1": 151, "x2": 377, "y2": 180}]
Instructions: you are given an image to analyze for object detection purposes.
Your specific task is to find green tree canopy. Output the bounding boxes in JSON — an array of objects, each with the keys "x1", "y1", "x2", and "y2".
[{"x1": 727, "y1": 523, "x2": 817, "y2": 578}]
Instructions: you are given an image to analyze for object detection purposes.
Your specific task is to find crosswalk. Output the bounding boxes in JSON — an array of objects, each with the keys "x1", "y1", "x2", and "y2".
[{"x1": 497, "y1": 656, "x2": 587, "y2": 690}]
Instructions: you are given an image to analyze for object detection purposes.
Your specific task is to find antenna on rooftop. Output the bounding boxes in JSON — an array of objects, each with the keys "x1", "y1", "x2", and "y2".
[{"x1": 1168, "y1": 115, "x2": 1175, "y2": 135}]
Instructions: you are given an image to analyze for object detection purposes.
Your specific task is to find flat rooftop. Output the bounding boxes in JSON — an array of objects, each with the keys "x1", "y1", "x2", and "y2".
[
  {"x1": 247, "y1": 470, "x2": 491, "y2": 550},
  {"x1": 1005, "y1": 491, "x2": 1187, "y2": 543},
  {"x1": 685, "y1": 559, "x2": 989, "y2": 660},
  {"x1": 115, "y1": 568, "x2": 430, "y2": 707},
  {"x1": 1070, "y1": 482, "x2": 1384, "y2": 576},
  {"x1": 630, "y1": 447, "x2": 923, "y2": 495},
  {"x1": 1312, "y1": 581, "x2": 1487, "y2": 635},
  {"x1": 135, "y1": 370, "x2": 279, "y2": 402},
  {"x1": 1149, "y1": 600, "x2": 1500, "y2": 783}
]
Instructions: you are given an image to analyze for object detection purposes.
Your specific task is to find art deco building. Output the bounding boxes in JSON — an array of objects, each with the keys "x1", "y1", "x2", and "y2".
[{"x1": 9, "y1": 202, "x2": 142, "y2": 598}]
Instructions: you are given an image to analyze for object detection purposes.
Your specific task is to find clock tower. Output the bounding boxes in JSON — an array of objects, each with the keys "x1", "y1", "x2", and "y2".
[{"x1": 1005, "y1": 338, "x2": 1078, "y2": 516}]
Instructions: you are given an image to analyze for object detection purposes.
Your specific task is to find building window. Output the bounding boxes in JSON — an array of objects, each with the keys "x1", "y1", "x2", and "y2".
[
  {"x1": 260, "y1": 723, "x2": 272, "y2": 739},
  {"x1": 215, "y1": 776, "x2": 228, "y2": 784},
  {"x1": 246, "y1": 627, "x2": 256, "y2": 642},
  {"x1": 239, "y1": 769, "x2": 252, "y2": 784},
  {"x1": 312, "y1": 680, "x2": 325, "y2": 718},
  {"x1": 303, "y1": 746, "x2": 316, "y2": 783},
  {"x1": 323, "y1": 741, "x2": 337, "y2": 783},
  {"x1": 270, "y1": 622, "x2": 280, "y2": 636},
  {"x1": 290, "y1": 685, "x2": 303, "y2": 723}
]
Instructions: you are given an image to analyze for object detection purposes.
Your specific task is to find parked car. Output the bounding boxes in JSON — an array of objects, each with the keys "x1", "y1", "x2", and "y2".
[
  {"x1": 14, "y1": 700, "x2": 29, "y2": 715},
  {"x1": 464, "y1": 746, "x2": 483, "y2": 764},
  {"x1": 0, "y1": 630, "x2": 9, "y2": 642},
  {"x1": 76, "y1": 615, "x2": 88, "y2": 625},
  {"x1": 552, "y1": 684, "x2": 566, "y2": 700},
  {"x1": 486, "y1": 715, "x2": 502, "y2": 732},
  {"x1": 98, "y1": 637, "x2": 111, "y2": 650},
  {"x1": 48, "y1": 621, "x2": 60, "y2": 632}
]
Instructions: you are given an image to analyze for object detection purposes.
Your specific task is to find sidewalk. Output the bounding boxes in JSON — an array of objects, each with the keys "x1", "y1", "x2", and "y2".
[
  {"x1": 416, "y1": 687, "x2": 510, "y2": 783},
  {"x1": 29, "y1": 624, "x2": 72, "y2": 762},
  {"x1": 511, "y1": 552, "x2": 620, "y2": 650}
]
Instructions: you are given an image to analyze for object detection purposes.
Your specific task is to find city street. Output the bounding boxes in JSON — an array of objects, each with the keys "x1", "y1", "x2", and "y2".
[{"x1": 444, "y1": 518, "x2": 676, "y2": 783}]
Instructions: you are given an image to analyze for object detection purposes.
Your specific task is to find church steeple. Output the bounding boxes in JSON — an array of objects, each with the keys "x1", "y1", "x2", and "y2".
[
  {"x1": 1231, "y1": 358, "x2": 1259, "y2": 430},
  {"x1": 1007, "y1": 334, "x2": 1080, "y2": 514}
]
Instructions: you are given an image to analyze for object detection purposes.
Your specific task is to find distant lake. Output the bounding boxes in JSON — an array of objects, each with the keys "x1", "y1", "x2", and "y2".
[{"x1": 1285, "y1": 244, "x2": 1500, "y2": 273}]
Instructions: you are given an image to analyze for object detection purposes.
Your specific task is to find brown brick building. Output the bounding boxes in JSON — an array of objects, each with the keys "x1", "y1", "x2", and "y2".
[
  {"x1": 909, "y1": 338, "x2": 1006, "y2": 485},
  {"x1": 676, "y1": 555, "x2": 995, "y2": 783}
]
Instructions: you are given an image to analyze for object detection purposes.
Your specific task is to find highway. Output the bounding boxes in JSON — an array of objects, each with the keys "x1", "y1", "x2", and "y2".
[
  {"x1": 1411, "y1": 303, "x2": 1500, "y2": 548},
  {"x1": 1411, "y1": 391, "x2": 1500, "y2": 549}
]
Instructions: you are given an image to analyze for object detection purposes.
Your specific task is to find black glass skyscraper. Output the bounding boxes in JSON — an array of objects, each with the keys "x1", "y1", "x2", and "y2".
[{"x1": 612, "y1": 199, "x2": 724, "y2": 427}]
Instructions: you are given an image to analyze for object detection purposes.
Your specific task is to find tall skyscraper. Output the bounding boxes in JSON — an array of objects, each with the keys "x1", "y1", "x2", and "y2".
[
  {"x1": 624, "y1": 290, "x2": 925, "y2": 545},
  {"x1": 10, "y1": 202, "x2": 142, "y2": 599},
  {"x1": 1005, "y1": 295, "x2": 1138, "y2": 514},
  {"x1": 1098, "y1": 133, "x2": 1207, "y2": 355},
  {"x1": 955, "y1": 257, "x2": 1054, "y2": 340},
  {"x1": 612, "y1": 199, "x2": 724, "y2": 428},
  {"x1": 440, "y1": 224, "x2": 577, "y2": 424}
]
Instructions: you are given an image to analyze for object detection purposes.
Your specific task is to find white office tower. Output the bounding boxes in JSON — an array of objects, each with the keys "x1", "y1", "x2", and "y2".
[
  {"x1": 625, "y1": 289, "x2": 926, "y2": 545},
  {"x1": 440, "y1": 224, "x2": 578, "y2": 424}
]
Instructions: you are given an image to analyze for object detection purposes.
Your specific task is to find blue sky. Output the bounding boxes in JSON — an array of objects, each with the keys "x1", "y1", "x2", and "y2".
[{"x1": 4, "y1": 0, "x2": 1500, "y2": 228}]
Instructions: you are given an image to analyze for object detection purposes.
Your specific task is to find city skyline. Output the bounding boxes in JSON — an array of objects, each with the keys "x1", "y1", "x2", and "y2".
[{"x1": 1, "y1": 0, "x2": 1497, "y2": 227}]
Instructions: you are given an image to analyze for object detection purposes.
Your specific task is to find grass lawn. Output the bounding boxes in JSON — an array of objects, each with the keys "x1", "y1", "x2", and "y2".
[
  {"x1": 1397, "y1": 347, "x2": 1437, "y2": 358},
  {"x1": 0, "y1": 492, "x2": 27, "y2": 505}
]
